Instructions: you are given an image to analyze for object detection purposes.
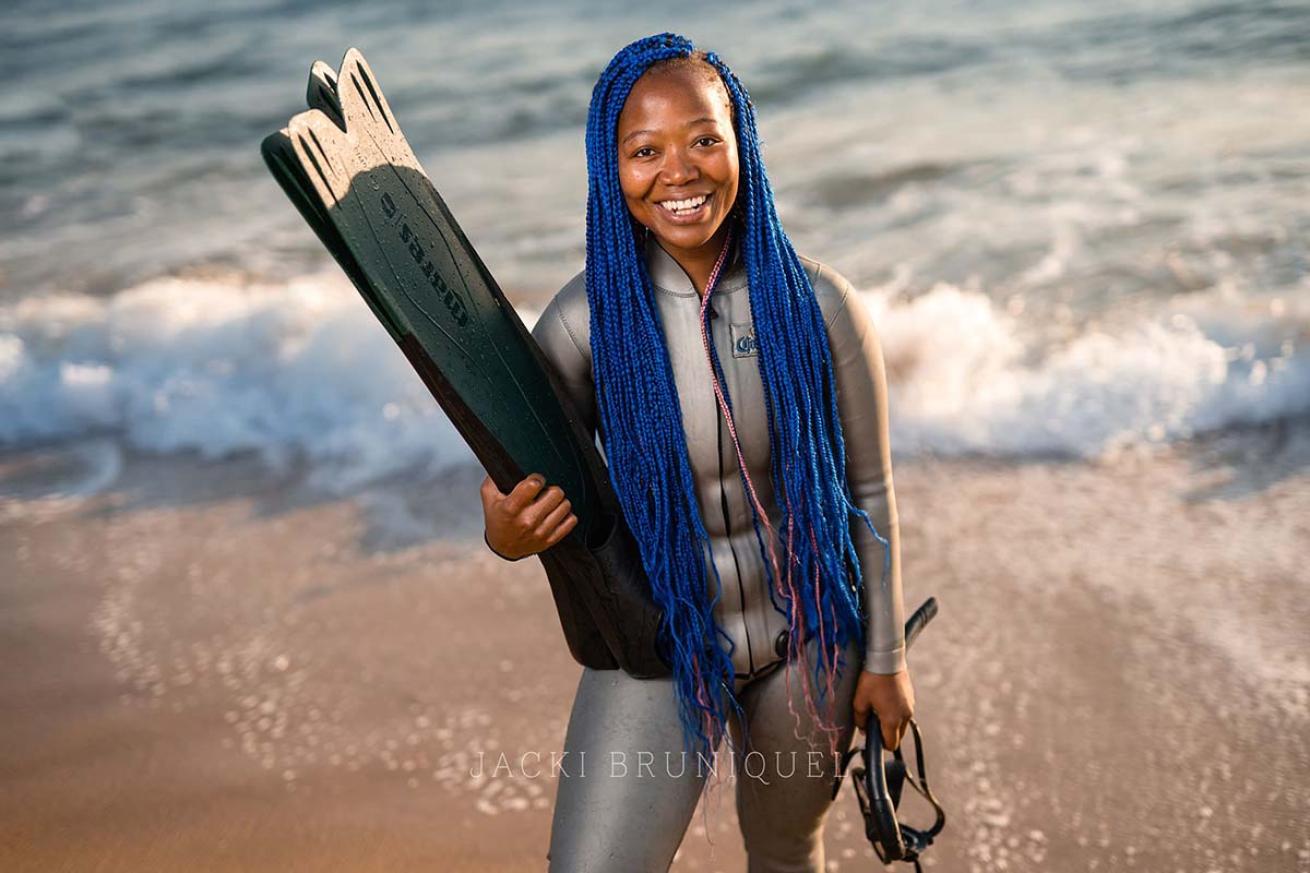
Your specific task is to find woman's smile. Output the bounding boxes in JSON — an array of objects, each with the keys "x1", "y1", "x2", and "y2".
[{"x1": 655, "y1": 191, "x2": 712, "y2": 222}]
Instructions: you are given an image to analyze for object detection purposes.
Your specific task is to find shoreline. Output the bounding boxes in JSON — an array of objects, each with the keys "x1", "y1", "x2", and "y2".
[{"x1": 2, "y1": 430, "x2": 1308, "y2": 870}]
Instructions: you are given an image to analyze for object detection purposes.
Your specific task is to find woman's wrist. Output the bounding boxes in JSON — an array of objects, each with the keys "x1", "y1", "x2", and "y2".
[{"x1": 863, "y1": 645, "x2": 907, "y2": 676}]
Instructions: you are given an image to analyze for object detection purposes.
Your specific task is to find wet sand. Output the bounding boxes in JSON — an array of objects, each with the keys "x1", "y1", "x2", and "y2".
[{"x1": 2, "y1": 424, "x2": 1308, "y2": 872}]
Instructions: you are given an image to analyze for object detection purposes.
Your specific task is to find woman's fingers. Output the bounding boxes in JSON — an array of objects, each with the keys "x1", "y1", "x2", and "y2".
[
  {"x1": 535, "y1": 496, "x2": 574, "y2": 537},
  {"x1": 865, "y1": 709, "x2": 908, "y2": 751},
  {"x1": 481, "y1": 473, "x2": 577, "y2": 555},
  {"x1": 541, "y1": 512, "x2": 579, "y2": 548},
  {"x1": 479, "y1": 475, "x2": 507, "y2": 515},
  {"x1": 853, "y1": 698, "x2": 869, "y2": 733},
  {"x1": 881, "y1": 717, "x2": 900, "y2": 753},
  {"x1": 520, "y1": 485, "x2": 567, "y2": 530},
  {"x1": 853, "y1": 670, "x2": 915, "y2": 750},
  {"x1": 503, "y1": 474, "x2": 547, "y2": 514}
]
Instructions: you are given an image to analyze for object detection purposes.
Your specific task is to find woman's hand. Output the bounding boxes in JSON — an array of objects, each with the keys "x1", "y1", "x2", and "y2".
[
  {"x1": 853, "y1": 669, "x2": 915, "y2": 751},
  {"x1": 480, "y1": 473, "x2": 579, "y2": 560}
]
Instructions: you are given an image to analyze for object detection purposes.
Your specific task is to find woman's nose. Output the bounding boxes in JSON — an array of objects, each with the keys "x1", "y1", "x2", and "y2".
[{"x1": 658, "y1": 148, "x2": 696, "y2": 185}]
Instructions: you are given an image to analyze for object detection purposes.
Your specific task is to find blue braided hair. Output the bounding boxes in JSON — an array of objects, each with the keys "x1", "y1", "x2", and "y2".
[{"x1": 584, "y1": 33, "x2": 890, "y2": 757}]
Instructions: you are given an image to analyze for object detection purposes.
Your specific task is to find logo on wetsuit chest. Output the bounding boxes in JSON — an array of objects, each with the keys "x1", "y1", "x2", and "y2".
[{"x1": 730, "y1": 322, "x2": 759, "y2": 358}]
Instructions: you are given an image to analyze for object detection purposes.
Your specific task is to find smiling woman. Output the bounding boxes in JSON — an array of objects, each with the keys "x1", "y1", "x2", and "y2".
[
  {"x1": 477, "y1": 33, "x2": 912, "y2": 872},
  {"x1": 616, "y1": 59, "x2": 740, "y2": 291}
]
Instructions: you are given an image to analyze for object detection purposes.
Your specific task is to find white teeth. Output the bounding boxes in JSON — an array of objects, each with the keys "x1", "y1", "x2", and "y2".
[{"x1": 659, "y1": 194, "x2": 708, "y2": 214}]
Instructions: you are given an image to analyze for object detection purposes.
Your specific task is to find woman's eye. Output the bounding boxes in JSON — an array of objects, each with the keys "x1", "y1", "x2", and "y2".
[
  {"x1": 695, "y1": 136, "x2": 720, "y2": 147},
  {"x1": 632, "y1": 146, "x2": 656, "y2": 158}
]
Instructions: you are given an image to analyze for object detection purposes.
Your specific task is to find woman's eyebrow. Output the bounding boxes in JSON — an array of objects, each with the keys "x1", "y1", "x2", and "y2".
[{"x1": 620, "y1": 117, "x2": 722, "y2": 145}]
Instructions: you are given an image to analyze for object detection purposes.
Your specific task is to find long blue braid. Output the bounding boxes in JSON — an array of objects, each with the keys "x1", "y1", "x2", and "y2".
[{"x1": 584, "y1": 33, "x2": 891, "y2": 758}]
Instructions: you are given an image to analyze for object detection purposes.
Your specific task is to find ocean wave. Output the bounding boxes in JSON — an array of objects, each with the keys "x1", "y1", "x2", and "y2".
[
  {"x1": 0, "y1": 274, "x2": 469, "y2": 493},
  {"x1": 871, "y1": 282, "x2": 1309, "y2": 457},
  {"x1": 1, "y1": 273, "x2": 1307, "y2": 491}
]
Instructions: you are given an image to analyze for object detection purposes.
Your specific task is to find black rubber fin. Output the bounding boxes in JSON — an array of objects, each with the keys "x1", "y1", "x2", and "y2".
[{"x1": 260, "y1": 47, "x2": 671, "y2": 678}]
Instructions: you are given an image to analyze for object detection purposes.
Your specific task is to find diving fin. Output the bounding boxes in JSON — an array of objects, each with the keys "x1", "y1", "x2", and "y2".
[
  {"x1": 261, "y1": 48, "x2": 670, "y2": 678},
  {"x1": 306, "y1": 60, "x2": 346, "y2": 132}
]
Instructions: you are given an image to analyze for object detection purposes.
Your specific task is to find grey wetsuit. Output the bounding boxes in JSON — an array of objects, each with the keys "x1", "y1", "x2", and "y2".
[{"x1": 528, "y1": 239, "x2": 907, "y2": 872}]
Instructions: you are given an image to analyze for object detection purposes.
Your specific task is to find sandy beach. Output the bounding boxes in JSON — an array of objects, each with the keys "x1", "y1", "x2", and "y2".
[
  {"x1": 2, "y1": 421, "x2": 1307, "y2": 872},
  {"x1": 4, "y1": 0, "x2": 1309, "y2": 869}
]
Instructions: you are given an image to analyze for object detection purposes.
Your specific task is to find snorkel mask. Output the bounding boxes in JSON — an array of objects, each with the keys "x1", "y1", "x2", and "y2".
[{"x1": 832, "y1": 598, "x2": 946, "y2": 871}]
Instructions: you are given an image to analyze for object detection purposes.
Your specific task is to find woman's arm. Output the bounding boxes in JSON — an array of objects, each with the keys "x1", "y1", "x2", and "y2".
[
  {"x1": 812, "y1": 261, "x2": 915, "y2": 749},
  {"x1": 813, "y1": 262, "x2": 908, "y2": 676},
  {"x1": 530, "y1": 272, "x2": 597, "y2": 438}
]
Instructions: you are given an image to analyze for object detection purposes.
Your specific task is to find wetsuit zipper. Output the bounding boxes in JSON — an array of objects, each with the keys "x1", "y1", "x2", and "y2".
[{"x1": 709, "y1": 299, "x2": 756, "y2": 678}]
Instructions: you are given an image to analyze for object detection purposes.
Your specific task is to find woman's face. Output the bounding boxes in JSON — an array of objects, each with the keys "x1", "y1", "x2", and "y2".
[{"x1": 616, "y1": 65, "x2": 740, "y2": 261}]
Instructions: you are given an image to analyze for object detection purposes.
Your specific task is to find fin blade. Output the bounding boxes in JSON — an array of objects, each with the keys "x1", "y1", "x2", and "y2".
[
  {"x1": 306, "y1": 60, "x2": 345, "y2": 131},
  {"x1": 334, "y1": 47, "x2": 424, "y2": 173},
  {"x1": 340, "y1": 47, "x2": 397, "y2": 134},
  {"x1": 285, "y1": 108, "x2": 358, "y2": 206}
]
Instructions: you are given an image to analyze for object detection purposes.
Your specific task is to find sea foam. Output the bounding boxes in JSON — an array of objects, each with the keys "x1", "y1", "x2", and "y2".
[{"x1": 1, "y1": 272, "x2": 1307, "y2": 491}]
